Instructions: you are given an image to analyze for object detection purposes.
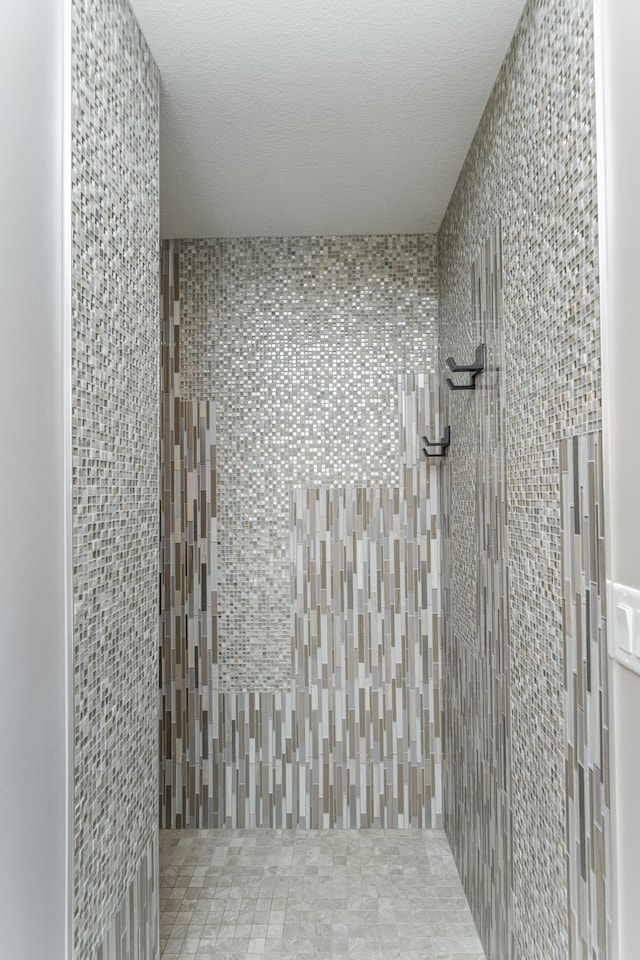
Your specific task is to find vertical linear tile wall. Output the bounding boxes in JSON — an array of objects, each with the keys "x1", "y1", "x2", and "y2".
[
  {"x1": 291, "y1": 374, "x2": 443, "y2": 829},
  {"x1": 438, "y1": 0, "x2": 606, "y2": 956},
  {"x1": 442, "y1": 227, "x2": 513, "y2": 959},
  {"x1": 561, "y1": 434, "x2": 611, "y2": 959},
  {"x1": 72, "y1": 0, "x2": 160, "y2": 957},
  {"x1": 160, "y1": 242, "x2": 218, "y2": 826},
  {"x1": 96, "y1": 835, "x2": 159, "y2": 960},
  {"x1": 159, "y1": 240, "x2": 443, "y2": 829},
  {"x1": 472, "y1": 227, "x2": 513, "y2": 957}
]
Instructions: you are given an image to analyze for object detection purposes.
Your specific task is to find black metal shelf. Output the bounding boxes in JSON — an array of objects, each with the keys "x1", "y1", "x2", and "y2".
[
  {"x1": 445, "y1": 343, "x2": 485, "y2": 390},
  {"x1": 422, "y1": 425, "x2": 451, "y2": 459}
]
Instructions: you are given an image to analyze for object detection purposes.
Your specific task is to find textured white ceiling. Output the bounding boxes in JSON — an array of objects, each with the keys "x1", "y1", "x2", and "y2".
[{"x1": 129, "y1": 0, "x2": 527, "y2": 238}]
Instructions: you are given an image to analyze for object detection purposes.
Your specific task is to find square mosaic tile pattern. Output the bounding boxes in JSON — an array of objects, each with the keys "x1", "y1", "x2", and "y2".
[
  {"x1": 72, "y1": 0, "x2": 159, "y2": 957},
  {"x1": 441, "y1": 227, "x2": 513, "y2": 959},
  {"x1": 560, "y1": 433, "x2": 611, "y2": 959},
  {"x1": 176, "y1": 235, "x2": 438, "y2": 689},
  {"x1": 159, "y1": 342, "x2": 444, "y2": 828},
  {"x1": 438, "y1": 0, "x2": 604, "y2": 956},
  {"x1": 159, "y1": 829, "x2": 485, "y2": 959}
]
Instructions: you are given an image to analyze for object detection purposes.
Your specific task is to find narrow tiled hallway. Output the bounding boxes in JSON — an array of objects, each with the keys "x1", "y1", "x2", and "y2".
[{"x1": 159, "y1": 830, "x2": 485, "y2": 959}]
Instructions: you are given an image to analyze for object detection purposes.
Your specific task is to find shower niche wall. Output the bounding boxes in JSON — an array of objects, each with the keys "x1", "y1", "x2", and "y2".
[{"x1": 159, "y1": 235, "x2": 444, "y2": 830}]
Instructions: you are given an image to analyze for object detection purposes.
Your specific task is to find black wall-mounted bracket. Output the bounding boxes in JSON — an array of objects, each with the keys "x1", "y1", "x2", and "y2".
[
  {"x1": 445, "y1": 343, "x2": 486, "y2": 390},
  {"x1": 422, "y1": 425, "x2": 451, "y2": 459}
]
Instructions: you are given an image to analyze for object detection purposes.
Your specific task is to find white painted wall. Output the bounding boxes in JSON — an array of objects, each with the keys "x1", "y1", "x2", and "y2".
[
  {"x1": 593, "y1": 1, "x2": 640, "y2": 956},
  {"x1": 0, "y1": 2, "x2": 71, "y2": 958},
  {"x1": 594, "y1": 0, "x2": 640, "y2": 591}
]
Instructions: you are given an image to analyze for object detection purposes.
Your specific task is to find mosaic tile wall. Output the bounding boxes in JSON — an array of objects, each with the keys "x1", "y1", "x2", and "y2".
[
  {"x1": 177, "y1": 235, "x2": 438, "y2": 689},
  {"x1": 438, "y1": 0, "x2": 605, "y2": 957},
  {"x1": 441, "y1": 227, "x2": 513, "y2": 959},
  {"x1": 159, "y1": 243, "x2": 443, "y2": 827},
  {"x1": 72, "y1": 0, "x2": 160, "y2": 957},
  {"x1": 561, "y1": 434, "x2": 611, "y2": 959}
]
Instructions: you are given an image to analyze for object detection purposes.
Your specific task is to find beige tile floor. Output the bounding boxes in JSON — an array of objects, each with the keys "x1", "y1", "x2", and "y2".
[{"x1": 160, "y1": 829, "x2": 486, "y2": 960}]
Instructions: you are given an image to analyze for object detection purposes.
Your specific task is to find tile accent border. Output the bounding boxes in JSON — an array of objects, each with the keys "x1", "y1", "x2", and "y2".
[
  {"x1": 561, "y1": 432, "x2": 611, "y2": 959},
  {"x1": 472, "y1": 226, "x2": 513, "y2": 956},
  {"x1": 160, "y1": 242, "x2": 218, "y2": 825}
]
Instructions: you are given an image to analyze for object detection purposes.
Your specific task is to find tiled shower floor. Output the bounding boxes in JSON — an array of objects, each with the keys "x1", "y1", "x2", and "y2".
[{"x1": 159, "y1": 829, "x2": 485, "y2": 959}]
